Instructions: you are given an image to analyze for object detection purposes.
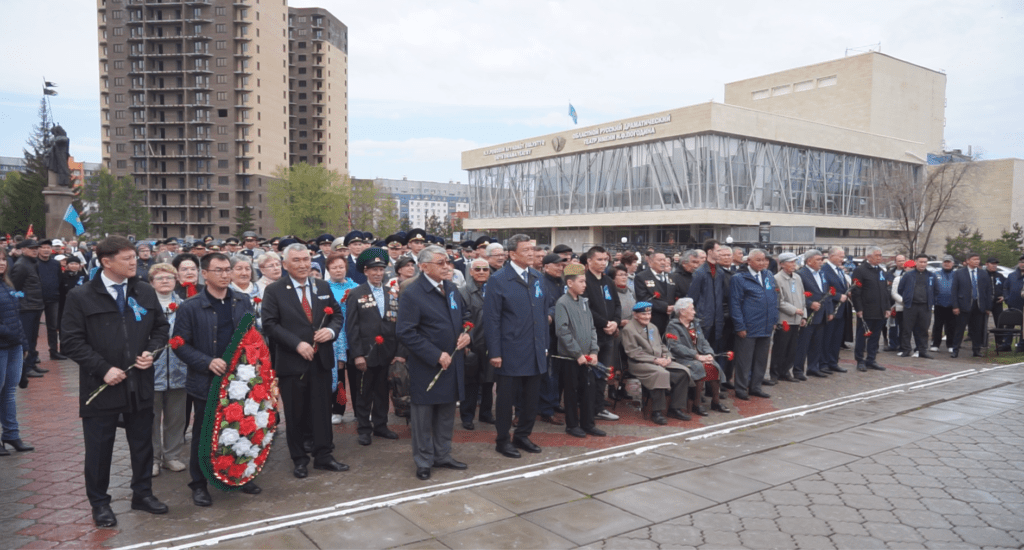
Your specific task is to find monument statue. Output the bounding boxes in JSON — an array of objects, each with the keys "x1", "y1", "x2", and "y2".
[{"x1": 43, "y1": 125, "x2": 71, "y2": 187}]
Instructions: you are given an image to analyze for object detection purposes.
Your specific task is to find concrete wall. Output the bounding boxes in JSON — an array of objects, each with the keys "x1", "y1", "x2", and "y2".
[{"x1": 928, "y1": 158, "x2": 1024, "y2": 256}]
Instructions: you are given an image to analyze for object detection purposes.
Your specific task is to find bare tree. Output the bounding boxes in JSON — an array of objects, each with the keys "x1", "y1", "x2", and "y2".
[{"x1": 879, "y1": 159, "x2": 975, "y2": 257}]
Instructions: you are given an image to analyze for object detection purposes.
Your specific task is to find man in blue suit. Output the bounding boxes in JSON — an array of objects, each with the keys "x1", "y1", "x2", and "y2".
[
  {"x1": 396, "y1": 246, "x2": 471, "y2": 481},
  {"x1": 949, "y1": 253, "x2": 993, "y2": 358},
  {"x1": 729, "y1": 249, "x2": 779, "y2": 400},
  {"x1": 792, "y1": 250, "x2": 834, "y2": 379},
  {"x1": 483, "y1": 234, "x2": 549, "y2": 459},
  {"x1": 821, "y1": 247, "x2": 850, "y2": 374}
]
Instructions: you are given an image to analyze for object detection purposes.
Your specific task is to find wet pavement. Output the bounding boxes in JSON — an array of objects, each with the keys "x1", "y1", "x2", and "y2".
[{"x1": 2, "y1": 328, "x2": 1023, "y2": 549}]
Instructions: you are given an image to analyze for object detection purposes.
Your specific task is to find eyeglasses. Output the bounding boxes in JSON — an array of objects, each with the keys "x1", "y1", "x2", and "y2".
[
  {"x1": 151, "y1": 275, "x2": 176, "y2": 283},
  {"x1": 471, "y1": 267, "x2": 490, "y2": 272},
  {"x1": 428, "y1": 260, "x2": 453, "y2": 266},
  {"x1": 205, "y1": 268, "x2": 232, "y2": 276}
]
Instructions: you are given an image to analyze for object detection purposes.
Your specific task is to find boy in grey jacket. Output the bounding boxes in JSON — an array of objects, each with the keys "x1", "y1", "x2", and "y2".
[{"x1": 554, "y1": 264, "x2": 604, "y2": 438}]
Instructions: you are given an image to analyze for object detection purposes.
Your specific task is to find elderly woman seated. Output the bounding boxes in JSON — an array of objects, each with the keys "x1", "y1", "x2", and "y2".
[
  {"x1": 621, "y1": 302, "x2": 694, "y2": 425},
  {"x1": 665, "y1": 298, "x2": 731, "y2": 415}
]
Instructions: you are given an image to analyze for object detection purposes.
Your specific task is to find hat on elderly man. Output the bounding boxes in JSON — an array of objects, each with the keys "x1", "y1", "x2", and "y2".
[
  {"x1": 778, "y1": 252, "x2": 797, "y2": 263},
  {"x1": 633, "y1": 301, "x2": 653, "y2": 313}
]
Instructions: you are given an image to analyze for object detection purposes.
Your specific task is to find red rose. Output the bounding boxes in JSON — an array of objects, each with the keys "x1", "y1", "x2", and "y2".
[
  {"x1": 238, "y1": 416, "x2": 258, "y2": 436},
  {"x1": 228, "y1": 463, "x2": 246, "y2": 479},
  {"x1": 782, "y1": 321, "x2": 790, "y2": 332},
  {"x1": 253, "y1": 297, "x2": 262, "y2": 304},
  {"x1": 250, "y1": 429, "x2": 265, "y2": 446},
  {"x1": 224, "y1": 402, "x2": 244, "y2": 423},
  {"x1": 168, "y1": 302, "x2": 178, "y2": 312},
  {"x1": 727, "y1": 351, "x2": 735, "y2": 361},
  {"x1": 169, "y1": 336, "x2": 186, "y2": 349},
  {"x1": 214, "y1": 455, "x2": 234, "y2": 472},
  {"x1": 323, "y1": 307, "x2": 334, "y2": 315},
  {"x1": 804, "y1": 291, "x2": 812, "y2": 297},
  {"x1": 374, "y1": 335, "x2": 384, "y2": 345},
  {"x1": 267, "y1": 410, "x2": 276, "y2": 425},
  {"x1": 251, "y1": 384, "x2": 269, "y2": 402},
  {"x1": 666, "y1": 333, "x2": 678, "y2": 340}
]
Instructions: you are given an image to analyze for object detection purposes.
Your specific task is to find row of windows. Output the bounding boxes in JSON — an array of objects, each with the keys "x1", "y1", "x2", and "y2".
[{"x1": 752, "y1": 75, "x2": 837, "y2": 100}]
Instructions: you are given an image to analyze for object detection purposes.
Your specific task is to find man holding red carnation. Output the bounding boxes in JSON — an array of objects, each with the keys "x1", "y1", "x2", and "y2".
[{"x1": 172, "y1": 253, "x2": 259, "y2": 506}]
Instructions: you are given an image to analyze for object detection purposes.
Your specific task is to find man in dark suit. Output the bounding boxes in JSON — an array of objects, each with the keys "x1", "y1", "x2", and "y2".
[
  {"x1": 791, "y1": 250, "x2": 834, "y2": 378},
  {"x1": 396, "y1": 246, "x2": 471, "y2": 480},
  {"x1": 634, "y1": 252, "x2": 680, "y2": 336},
  {"x1": 261, "y1": 243, "x2": 346, "y2": 479},
  {"x1": 950, "y1": 253, "x2": 993, "y2": 357},
  {"x1": 61, "y1": 236, "x2": 170, "y2": 527},
  {"x1": 582, "y1": 246, "x2": 622, "y2": 422},
  {"x1": 851, "y1": 246, "x2": 891, "y2": 371},
  {"x1": 821, "y1": 246, "x2": 850, "y2": 374},
  {"x1": 345, "y1": 248, "x2": 400, "y2": 446},
  {"x1": 343, "y1": 231, "x2": 369, "y2": 285},
  {"x1": 484, "y1": 234, "x2": 550, "y2": 458},
  {"x1": 896, "y1": 254, "x2": 935, "y2": 358}
]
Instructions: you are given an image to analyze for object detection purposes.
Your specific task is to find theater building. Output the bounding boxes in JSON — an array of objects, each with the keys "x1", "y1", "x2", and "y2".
[{"x1": 461, "y1": 52, "x2": 1003, "y2": 256}]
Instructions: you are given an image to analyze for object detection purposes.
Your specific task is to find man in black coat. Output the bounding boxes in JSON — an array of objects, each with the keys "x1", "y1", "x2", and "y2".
[
  {"x1": 262, "y1": 243, "x2": 346, "y2": 479},
  {"x1": 634, "y1": 252, "x2": 680, "y2": 335},
  {"x1": 10, "y1": 239, "x2": 45, "y2": 376},
  {"x1": 345, "y1": 248, "x2": 400, "y2": 446},
  {"x1": 61, "y1": 236, "x2": 170, "y2": 528},
  {"x1": 673, "y1": 249, "x2": 701, "y2": 297},
  {"x1": 582, "y1": 246, "x2": 621, "y2": 422},
  {"x1": 458, "y1": 258, "x2": 492, "y2": 429},
  {"x1": 171, "y1": 252, "x2": 259, "y2": 507},
  {"x1": 950, "y1": 253, "x2": 993, "y2": 358},
  {"x1": 850, "y1": 246, "x2": 891, "y2": 371}
]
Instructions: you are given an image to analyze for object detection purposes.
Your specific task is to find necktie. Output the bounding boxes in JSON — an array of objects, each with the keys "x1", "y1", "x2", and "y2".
[
  {"x1": 114, "y1": 283, "x2": 126, "y2": 313},
  {"x1": 438, "y1": 282, "x2": 445, "y2": 295},
  {"x1": 971, "y1": 269, "x2": 978, "y2": 300},
  {"x1": 658, "y1": 273, "x2": 665, "y2": 284},
  {"x1": 301, "y1": 284, "x2": 313, "y2": 323},
  {"x1": 756, "y1": 272, "x2": 762, "y2": 287}
]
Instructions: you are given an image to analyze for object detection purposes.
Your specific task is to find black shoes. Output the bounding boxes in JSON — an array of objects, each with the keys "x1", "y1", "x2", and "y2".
[
  {"x1": 584, "y1": 427, "x2": 607, "y2": 437},
  {"x1": 92, "y1": 505, "x2": 117, "y2": 528},
  {"x1": 462, "y1": 421, "x2": 475, "y2": 430},
  {"x1": 478, "y1": 414, "x2": 495, "y2": 424},
  {"x1": 496, "y1": 442, "x2": 521, "y2": 459},
  {"x1": 313, "y1": 458, "x2": 350, "y2": 472},
  {"x1": 950, "y1": 349, "x2": 959, "y2": 358},
  {"x1": 2, "y1": 439, "x2": 33, "y2": 452},
  {"x1": 667, "y1": 408, "x2": 691, "y2": 421},
  {"x1": 794, "y1": 373, "x2": 808, "y2": 381},
  {"x1": 434, "y1": 459, "x2": 467, "y2": 470},
  {"x1": 972, "y1": 350, "x2": 984, "y2": 357},
  {"x1": 651, "y1": 411, "x2": 668, "y2": 425},
  {"x1": 734, "y1": 392, "x2": 749, "y2": 401},
  {"x1": 856, "y1": 362, "x2": 868, "y2": 372},
  {"x1": 711, "y1": 402, "x2": 731, "y2": 413},
  {"x1": 750, "y1": 390, "x2": 772, "y2": 399},
  {"x1": 691, "y1": 407, "x2": 709, "y2": 417},
  {"x1": 807, "y1": 371, "x2": 829, "y2": 378},
  {"x1": 762, "y1": 379, "x2": 778, "y2": 386},
  {"x1": 241, "y1": 482, "x2": 262, "y2": 495},
  {"x1": 373, "y1": 429, "x2": 399, "y2": 440},
  {"x1": 828, "y1": 366, "x2": 848, "y2": 373},
  {"x1": 778, "y1": 374, "x2": 796, "y2": 382},
  {"x1": 293, "y1": 464, "x2": 308, "y2": 478},
  {"x1": 25, "y1": 371, "x2": 43, "y2": 378},
  {"x1": 416, "y1": 467, "x2": 431, "y2": 480},
  {"x1": 358, "y1": 434, "x2": 372, "y2": 446},
  {"x1": 131, "y1": 495, "x2": 169, "y2": 515},
  {"x1": 721, "y1": 382, "x2": 735, "y2": 390},
  {"x1": 513, "y1": 437, "x2": 541, "y2": 454},
  {"x1": 866, "y1": 362, "x2": 886, "y2": 371},
  {"x1": 566, "y1": 427, "x2": 587, "y2": 438},
  {"x1": 919, "y1": 353, "x2": 933, "y2": 359},
  {"x1": 539, "y1": 414, "x2": 564, "y2": 425},
  {"x1": 50, "y1": 353, "x2": 68, "y2": 360},
  {"x1": 192, "y1": 486, "x2": 212, "y2": 507}
]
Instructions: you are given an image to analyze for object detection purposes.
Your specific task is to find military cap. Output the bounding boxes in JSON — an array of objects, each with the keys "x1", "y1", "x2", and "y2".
[
  {"x1": 343, "y1": 230, "x2": 365, "y2": 247},
  {"x1": 224, "y1": 237, "x2": 240, "y2": 245},
  {"x1": 473, "y1": 236, "x2": 492, "y2": 250},
  {"x1": 460, "y1": 240, "x2": 476, "y2": 250},
  {"x1": 633, "y1": 301, "x2": 653, "y2": 313},
  {"x1": 407, "y1": 228, "x2": 427, "y2": 243},
  {"x1": 356, "y1": 247, "x2": 389, "y2": 273},
  {"x1": 316, "y1": 234, "x2": 336, "y2": 245},
  {"x1": 385, "y1": 234, "x2": 407, "y2": 248}
]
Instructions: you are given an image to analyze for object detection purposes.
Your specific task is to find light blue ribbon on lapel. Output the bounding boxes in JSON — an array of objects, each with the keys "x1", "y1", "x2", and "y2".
[
  {"x1": 127, "y1": 296, "x2": 147, "y2": 322},
  {"x1": 12, "y1": 290, "x2": 24, "y2": 299},
  {"x1": 448, "y1": 291, "x2": 457, "y2": 310},
  {"x1": 534, "y1": 280, "x2": 542, "y2": 298}
]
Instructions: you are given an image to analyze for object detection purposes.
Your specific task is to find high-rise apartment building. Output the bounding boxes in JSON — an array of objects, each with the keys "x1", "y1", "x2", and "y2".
[{"x1": 97, "y1": 0, "x2": 347, "y2": 239}]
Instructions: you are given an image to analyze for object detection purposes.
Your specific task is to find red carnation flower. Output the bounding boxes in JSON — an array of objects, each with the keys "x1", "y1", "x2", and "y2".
[
  {"x1": 727, "y1": 351, "x2": 735, "y2": 361},
  {"x1": 214, "y1": 455, "x2": 234, "y2": 472},
  {"x1": 666, "y1": 333, "x2": 678, "y2": 340},
  {"x1": 584, "y1": 355, "x2": 593, "y2": 362},
  {"x1": 267, "y1": 410, "x2": 276, "y2": 425},
  {"x1": 864, "y1": 329, "x2": 874, "y2": 337},
  {"x1": 653, "y1": 291, "x2": 661, "y2": 299},
  {"x1": 323, "y1": 307, "x2": 334, "y2": 315},
  {"x1": 854, "y1": 279, "x2": 863, "y2": 287},
  {"x1": 251, "y1": 384, "x2": 269, "y2": 402},
  {"x1": 374, "y1": 335, "x2": 384, "y2": 345},
  {"x1": 238, "y1": 416, "x2": 258, "y2": 436},
  {"x1": 228, "y1": 463, "x2": 246, "y2": 480},
  {"x1": 168, "y1": 302, "x2": 178, "y2": 312},
  {"x1": 829, "y1": 287, "x2": 836, "y2": 296},
  {"x1": 250, "y1": 429, "x2": 265, "y2": 446},
  {"x1": 184, "y1": 282, "x2": 197, "y2": 298},
  {"x1": 258, "y1": 446, "x2": 271, "y2": 463},
  {"x1": 462, "y1": 322, "x2": 474, "y2": 333},
  {"x1": 169, "y1": 336, "x2": 186, "y2": 349},
  {"x1": 253, "y1": 297, "x2": 262, "y2": 304},
  {"x1": 782, "y1": 321, "x2": 790, "y2": 332},
  {"x1": 224, "y1": 402, "x2": 244, "y2": 423},
  {"x1": 804, "y1": 291, "x2": 812, "y2": 297}
]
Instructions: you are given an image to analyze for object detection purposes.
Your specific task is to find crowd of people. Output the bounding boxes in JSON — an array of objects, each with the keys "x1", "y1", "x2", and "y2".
[{"x1": 1, "y1": 229, "x2": 1023, "y2": 529}]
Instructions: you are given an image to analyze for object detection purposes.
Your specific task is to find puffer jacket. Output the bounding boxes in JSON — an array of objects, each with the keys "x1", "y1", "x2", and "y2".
[
  {"x1": 10, "y1": 255, "x2": 43, "y2": 311},
  {"x1": 152, "y1": 293, "x2": 187, "y2": 391},
  {"x1": 0, "y1": 281, "x2": 28, "y2": 349}
]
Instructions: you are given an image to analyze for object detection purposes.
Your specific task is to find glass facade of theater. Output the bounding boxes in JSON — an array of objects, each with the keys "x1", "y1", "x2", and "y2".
[{"x1": 468, "y1": 133, "x2": 920, "y2": 222}]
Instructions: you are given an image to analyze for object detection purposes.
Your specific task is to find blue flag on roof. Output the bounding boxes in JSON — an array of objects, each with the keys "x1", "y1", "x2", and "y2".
[
  {"x1": 569, "y1": 103, "x2": 578, "y2": 124},
  {"x1": 63, "y1": 204, "x2": 85, "y2": 236}
]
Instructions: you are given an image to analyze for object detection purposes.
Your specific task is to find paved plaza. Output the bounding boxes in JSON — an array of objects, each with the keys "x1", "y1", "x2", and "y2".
[{"x1": 2, "y1": 338, "x2": 1023, "y2": 549}]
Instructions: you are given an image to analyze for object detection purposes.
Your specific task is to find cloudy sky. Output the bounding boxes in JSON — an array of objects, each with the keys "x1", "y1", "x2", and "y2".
[{"x1": 1, "y1": 0, "x2": 1021, "y2": 185}]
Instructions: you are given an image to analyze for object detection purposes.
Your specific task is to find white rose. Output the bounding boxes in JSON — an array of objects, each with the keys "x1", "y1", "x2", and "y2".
[
  {"x1": 231, "y1": 437, "x2": 253, "y2": 456},
  {"x1": 246, "y1": 445, "x2": 260, "y2": 458},
  {"x1": 263, "y1": 432, "x2": 274, "y2": 447},
  {"x1": 244, "y1": 461, "x2": 257, "y2": 477},
  {"x1": 236, "y1": 364, "x2": 256, "y2": 383},
  {"x1": 255, "y1": 410, "x2": 270, "y2": 429},
  {"x1": 228, "y1": 380, "x2": 250, "y2": 400},
  {"x1": 219, "y1": 428, "x2": 240, "y2": 447},
  {"x1": 244, "y1": 399, "x2": 260, "y2": 416}
]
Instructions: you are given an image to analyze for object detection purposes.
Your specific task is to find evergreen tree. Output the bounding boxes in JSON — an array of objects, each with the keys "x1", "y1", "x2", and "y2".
[
  {"x1": 0, "y1": 172, "x2": 45, "y2": 236},
  {"x1": 81, "y1": 169, "x2": 151, "y2": 237},
  {"x1": 235, "y1": 205, "x2": 256, "y2": 236}
]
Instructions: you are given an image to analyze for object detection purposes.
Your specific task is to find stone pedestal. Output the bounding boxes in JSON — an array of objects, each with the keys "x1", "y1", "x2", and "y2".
[{"x1": 43, "y1": 170, "x2": 77, "y2": 240}]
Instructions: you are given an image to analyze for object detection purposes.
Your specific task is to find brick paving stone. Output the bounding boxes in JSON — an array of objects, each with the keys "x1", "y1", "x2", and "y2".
[
  {"x1": 738, "y1": 529, "x2": 796, "y2": 549},
  {"x1": 776, "y1": 516, "x2": 830, "y2": 536},
  {"x1": 830, "y1": 534, "x2": 890, "y2": 549},
  {"x1": 979, "y1": 513, "x2": 1023, "y2": 531},
  {"x1": 775, "y1": 504, "x2": 814, "y2": 518},
  {"x1": 649, "y1": 523, "x2": 703, "y2": 546},
  {"x1": 761, "y1": 489, "x2": 811, "y2": 506},
  {"x1": 700, "y1": 529, "x2": 742, "y2": 547},
  {"x1": 439, "y1": 517, "x2": 574, "y2": 550},
  {"x1": 860, "y1": 508, "x2": 900, "y2": 524},
  {"x1": 839, "y1": 493, "x2": 894, "y2": 510},
  {"x1": 812, "y1": 505, "x2": 864, "y2": 523},
  {"x1": 596, "y1": 481, "x2": 715, "y2": 523},
  {"x1": 885, "y1": 496, "x2": 927, "y2": 511},
  {"x1": 954, "y1": 526, "x2": 1022, "y2": 548},
  {"x1": 864, "y1": 522, "x2": 925, "y2": 543},
  {"x1": 919, "y1": 497, "x2": 977, "y2": 516},
  {"x1": 944, "y1": 513, "x2": 989, "y2": 527},
  {"x1": 725, "y1": 499, "x2": 778, "y2": 520},
  {"x1": 917, "y1": 527, "x2": 963, "y2": 542},
  {"x1": 740, "y1": 517, "x2": 779, "y2": 532},
  {"x1": 807, "y1": 493, "x2": 844, "y2": 506},
  {"x1": 869, "y1": 482, "x2": 921, "y2": 499},
  {"x1": 791, "y1": 534, "x2": 836, "y2": 549},
  {"x1": 523, "y1": 499, "x2": 650, "y2": 546}
]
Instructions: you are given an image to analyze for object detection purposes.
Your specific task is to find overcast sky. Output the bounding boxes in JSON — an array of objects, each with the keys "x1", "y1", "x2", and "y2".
[{"x1": 1, "y1": 0, "x2": 1021, "y2": 185}]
